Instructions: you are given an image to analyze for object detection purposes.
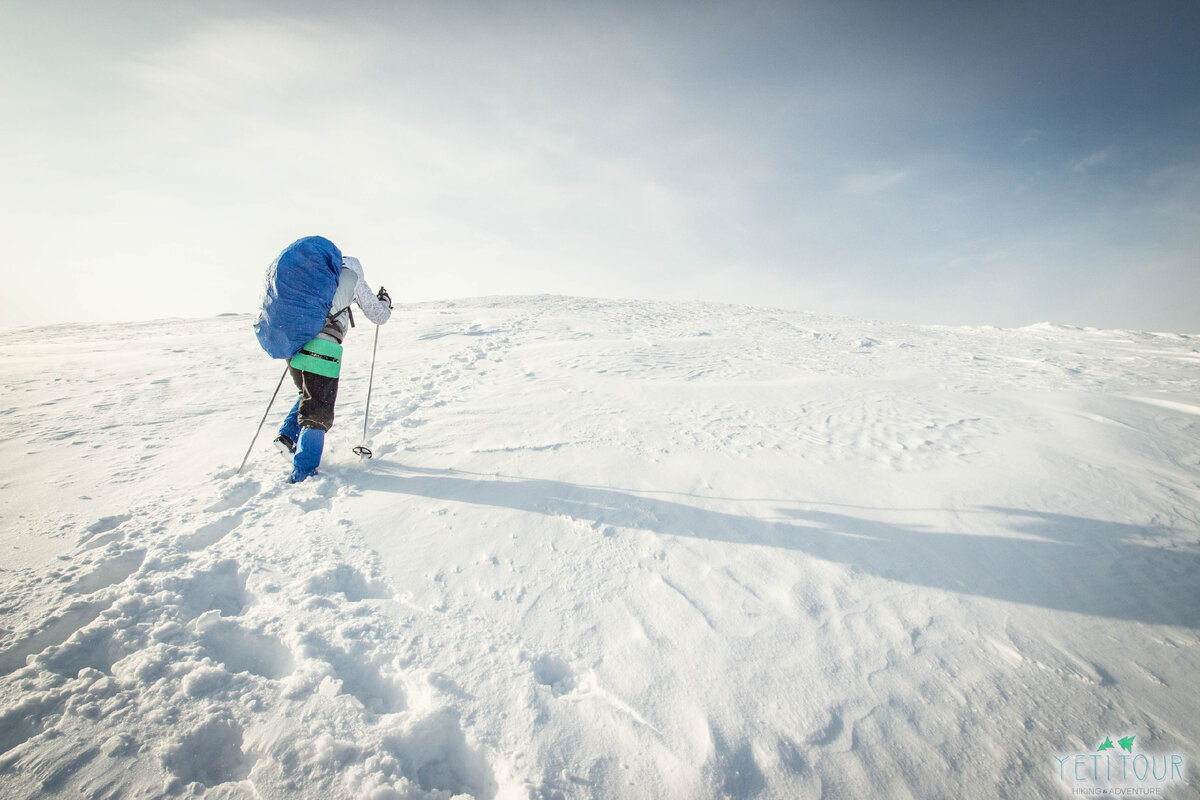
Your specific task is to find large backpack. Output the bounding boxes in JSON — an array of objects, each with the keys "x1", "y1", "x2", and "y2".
[{"x1": 254, "y1": 236, "x2": 343, "y2": 359}]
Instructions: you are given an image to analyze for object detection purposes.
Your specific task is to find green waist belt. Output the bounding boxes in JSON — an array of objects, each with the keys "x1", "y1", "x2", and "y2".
[{"x1": 289, "y1": 338, "x2": 343, "y2": 378}]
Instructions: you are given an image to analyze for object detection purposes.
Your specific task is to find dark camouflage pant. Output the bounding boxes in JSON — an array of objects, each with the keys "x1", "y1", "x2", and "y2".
[{"x1": 289, "y1": 366, "x2": 339, "y2": 432}]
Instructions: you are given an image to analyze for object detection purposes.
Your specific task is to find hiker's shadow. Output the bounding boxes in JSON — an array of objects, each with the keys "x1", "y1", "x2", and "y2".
[{"x1": 361, "y1": 465, "x2": 1200, "y2": 629}]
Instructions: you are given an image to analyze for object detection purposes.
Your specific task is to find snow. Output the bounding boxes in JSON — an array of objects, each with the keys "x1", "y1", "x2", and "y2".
[{"x1": 1, "y1": 295, "x2": 1198, "y2": 798}]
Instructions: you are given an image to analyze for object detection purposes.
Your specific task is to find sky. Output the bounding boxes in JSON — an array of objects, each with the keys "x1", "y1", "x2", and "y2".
[{"x1": 2, "y1": 0, "x2": 1198, "y2": 332}]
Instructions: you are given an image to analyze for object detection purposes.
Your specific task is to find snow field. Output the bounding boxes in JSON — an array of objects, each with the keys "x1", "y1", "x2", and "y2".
[{"x1": 0, "y1": 296, "x2": 1198, "y2": 798}]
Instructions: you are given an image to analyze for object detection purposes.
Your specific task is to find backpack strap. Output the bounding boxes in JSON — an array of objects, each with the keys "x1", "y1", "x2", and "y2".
[
  {"x1": 331, "y1": 305, "x2": 355, "y2": 328},
  {"x1": 321, "y1": 306, "x2": 355, "y2": 344}
]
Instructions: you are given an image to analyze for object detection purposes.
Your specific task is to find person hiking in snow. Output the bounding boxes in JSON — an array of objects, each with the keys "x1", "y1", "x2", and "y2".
[{"x1": 253, "y1": 236, "x2": 392, "y2": 483}]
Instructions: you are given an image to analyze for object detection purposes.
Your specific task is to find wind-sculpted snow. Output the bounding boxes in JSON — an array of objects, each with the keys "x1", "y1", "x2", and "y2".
[{"x1": 0, "y1": 296, "x2": 1197, "y2": 798}]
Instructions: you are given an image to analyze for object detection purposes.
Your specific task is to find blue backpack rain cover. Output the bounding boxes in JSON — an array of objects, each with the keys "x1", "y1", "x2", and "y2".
[{"x1": 254, "y1": 236, "x2": 343, "y2": 359}]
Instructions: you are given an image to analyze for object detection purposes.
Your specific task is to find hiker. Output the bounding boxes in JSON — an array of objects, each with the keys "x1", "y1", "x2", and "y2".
[{"x1": 255, "y1": 237, "x2": 392, "y2": 483}]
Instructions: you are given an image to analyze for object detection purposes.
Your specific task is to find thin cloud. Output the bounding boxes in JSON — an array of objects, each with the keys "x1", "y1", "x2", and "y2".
[
  {"x1": 1018, "y1": 129, "x2": 1042, "y2": 147},
  {"x1": 1070, "y1": 148, "x2": 1113, "y2": 174},
  {"x1": 115, "y1": 18, "x2": 365, "y2": 106},
  {"x1": 1146, "y1": 161, "x2": 1200, "y2": 222}
]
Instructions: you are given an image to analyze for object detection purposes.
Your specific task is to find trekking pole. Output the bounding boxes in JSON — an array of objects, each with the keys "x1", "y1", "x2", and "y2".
[
  {"x1": 237, "y1": 363, "x2": 290, "y2": 474},
  {"x1": 352, "y1": 323, "x2": 380, "y2": 459}
]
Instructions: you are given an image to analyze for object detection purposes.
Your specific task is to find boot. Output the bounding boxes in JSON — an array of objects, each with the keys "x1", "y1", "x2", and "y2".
[{"x1": 291, "y1": 427, "x2": 325, "y2": 483}]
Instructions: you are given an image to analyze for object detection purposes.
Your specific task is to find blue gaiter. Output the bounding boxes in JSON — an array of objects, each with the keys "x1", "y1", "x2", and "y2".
[
  {"x1": 291, "y1": 428, "x2": 325, "y2": 483},
  {"x1": 279, "y1": 397, "x2": 301, "y2": 445}
]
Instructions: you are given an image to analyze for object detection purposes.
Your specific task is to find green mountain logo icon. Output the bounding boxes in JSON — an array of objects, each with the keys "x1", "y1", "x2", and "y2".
[{"x1": 1096, "y1": 734, "x2": 1135, "y2": 753}]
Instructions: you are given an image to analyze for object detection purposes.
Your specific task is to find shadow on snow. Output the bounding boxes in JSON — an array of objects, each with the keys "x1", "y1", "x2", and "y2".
[{"x1": 359, "y1": 464, "x2": 1200, "y2": 629}]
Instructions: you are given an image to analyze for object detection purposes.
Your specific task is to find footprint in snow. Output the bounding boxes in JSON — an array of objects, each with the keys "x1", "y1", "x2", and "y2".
[
  {"x1": 177, "y1": 512, "x2": 244, "y2": 552},
  {"x1": 707, "y1": 727, "x2": 768, "y2": 800},
  {"x1": 204, "y1": 479, "x2": 260, "y2": 513},
  {"x1": 288, "y1": 477, "x2": 338, "y2": 512},
  {"x1": 0, "y1": 600, "x2": 106, "y2": 678},
  {"x1": 304, "y1": 564, "x2": 392, "y2": 602},
  {"x1": 162, "y1": 714, "x2": 256, "y2": 790},
  {"x1": 381, "y1": 709, "x2": 497, "y2": 797},
  {"x1": 0, "y1": 706, "x2": 47, "y2": 761},
  {"x1": 170, "y1": 559, "x2": 252, "y2": 619},
  {"x1": 323, "y1": 647, "x2": 406, "y2": 715},
  {"x1": 68, "y1": 548, "x2": 145, "y2": 595},
  {"x1": 195, "y1": 612, "x2": 293, "y2": 681},
  {"x1": 78, "y1": 514, "x2": 133, "y2": 550},
  {"x1": 532, "y1": 654, "x2": 577, "y2": 698},
  {"x1": 807, "y1": 707, "x2": 845, "y2": 748}
]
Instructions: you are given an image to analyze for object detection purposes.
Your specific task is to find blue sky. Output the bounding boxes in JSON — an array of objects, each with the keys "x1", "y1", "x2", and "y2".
[{"x1": 2, "y1": 1, "x2": 1198, "y2": 331}]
